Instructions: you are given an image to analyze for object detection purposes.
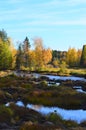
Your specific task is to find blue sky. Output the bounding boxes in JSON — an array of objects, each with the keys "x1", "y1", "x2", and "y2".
[{"x1": 0, "y1": 0, "x2": 86, "y2": 50}]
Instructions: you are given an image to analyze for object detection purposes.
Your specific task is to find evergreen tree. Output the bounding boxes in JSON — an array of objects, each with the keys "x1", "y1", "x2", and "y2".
[
  {"x1": 80, "y1": 45, "x2": 86, "y2": 67},
  {"x1": 16, "y1": 43, "x2": 23, "y2": 70},
  {"x1": 23, "y1": 37, "x2": 30, "y2": 52},
  {"x1": 23, "y1": 37, "x2": 30, "y2": 68},
  {"x1": 0, "y1": 29, "x2": 8, "y2": 42}
]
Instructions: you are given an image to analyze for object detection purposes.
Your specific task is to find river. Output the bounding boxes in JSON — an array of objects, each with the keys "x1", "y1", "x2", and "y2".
[
  {"x1": 13, "y1": 71, "x2": 86, "y2": 82},
  {"x1": 6, "y1": 101, "x2": 86, "y2": 124},
  {"x1": 33, "y1": 73, "x2": 86, "y2": 82}
]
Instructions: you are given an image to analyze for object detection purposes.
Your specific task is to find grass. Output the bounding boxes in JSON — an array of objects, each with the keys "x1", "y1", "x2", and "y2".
[
  {"x1": 0, "y1": 67, "x2": 86, "y2": 77},
  {"x1": 70, "y1": 68, "x2": 86, "y2": 77},
  {"x1": 0, "y1": 74, "x2": 86, "y2": 109},
  {"x1": 20, "y1": 123, "x2": 58, "y2": 130},
  {"x1": 31, "y1": 67, "x2": 86, "y2": 78},
  {"x1": 0, "y1": 70, "x2": 12, "y2": 77},
  {"x1": 22, "y1": 84, "x2": 86, "y2": 109}
]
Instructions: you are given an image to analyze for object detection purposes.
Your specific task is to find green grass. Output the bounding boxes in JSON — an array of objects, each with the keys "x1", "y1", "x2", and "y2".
[{"x1": 70, "y1": 68, "x2": 86, "y2": 75}]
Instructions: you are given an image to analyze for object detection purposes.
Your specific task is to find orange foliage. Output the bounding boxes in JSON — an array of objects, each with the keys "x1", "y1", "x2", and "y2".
[{"x1": 42, "y1": 48, "x2": 52, "y2": 66}]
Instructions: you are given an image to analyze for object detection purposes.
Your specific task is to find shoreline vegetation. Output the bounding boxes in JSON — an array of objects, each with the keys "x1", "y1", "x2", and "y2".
[
  {"x1": 0, "y1": 69, "x2": 86, "y2": 129},
  {"x1": 0, "y1": 67, "x2": 86, "y2": 77}
]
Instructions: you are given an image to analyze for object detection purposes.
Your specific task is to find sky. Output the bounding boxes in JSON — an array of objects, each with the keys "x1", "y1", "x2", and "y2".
[{"x1": 0, "y1": 0, "x2": 86, "y2": 51}]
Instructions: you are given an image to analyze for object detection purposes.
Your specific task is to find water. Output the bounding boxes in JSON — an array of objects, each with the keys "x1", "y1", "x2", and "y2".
[
  {"x1": 37, "y1": 74, "x2": 86, "y2": 82},
  {"x1": 47, "y1": 82, "x2": 60, "y2": 86},
  {"x1": 77, "y1": 89, "x2": 86, "y2": 93},
  {"x1": 73, "y1": 86, "x2": 86, "y2": 94},
  {"x1": 15, "y1": 101, "x2": 86, "y2": 124},
  {"x1": 13, "y1": 71, "x2": 86, "y2": 82}
]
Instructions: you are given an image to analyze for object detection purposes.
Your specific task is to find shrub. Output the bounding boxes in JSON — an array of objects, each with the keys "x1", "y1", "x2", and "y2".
[
  {"x1": 46, "y1": 112, "x2": 62, "y2": 124},
  {"x1": 39, "y1": 80, "x2": 48, "y2": 88},
  {"x1": 0, "y1": 105, "x2": 13, "y2": 123}
]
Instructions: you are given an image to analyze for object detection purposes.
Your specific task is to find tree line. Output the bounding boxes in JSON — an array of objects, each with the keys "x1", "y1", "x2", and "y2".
[{"x1": 0, "y1": 29, "x2": 86, "y2": 70}]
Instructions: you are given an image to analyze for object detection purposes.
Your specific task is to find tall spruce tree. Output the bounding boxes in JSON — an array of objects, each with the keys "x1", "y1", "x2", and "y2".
[
  {"x1": 23, "y1": 37, "x2": 30, "y2": 68},
  {"x1": 16, "y1": 43, "x2": 23, "y2": 70},
  {"x1": 0, "y1": 29, "x2": 8, "y2": 42},
  {"x1": 80, "y1": 45, "x2": 86, "y2": 67}
]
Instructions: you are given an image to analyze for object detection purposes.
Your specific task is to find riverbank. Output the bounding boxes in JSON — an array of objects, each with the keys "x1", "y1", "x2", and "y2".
[
  {"x1": 0, "y1": 67, "x2": 86, "y2": 78},
  {"x1": 30, "y1": 68, "x2": 86, "y2": 78},
  {"x1": 0, "y1": 70, "x2": 13, "y2": 77}
]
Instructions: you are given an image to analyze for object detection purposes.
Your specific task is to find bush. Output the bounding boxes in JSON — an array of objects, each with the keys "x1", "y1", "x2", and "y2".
[
  {"x1": 46, "y1": 112, "x2": 62, "y2": 124},
  {"x1": 0, "y1": 105, "x2": 13, "y2": 123},
  {"x1": 39, "y1": 80, "x2": 48, "y2": 88}
]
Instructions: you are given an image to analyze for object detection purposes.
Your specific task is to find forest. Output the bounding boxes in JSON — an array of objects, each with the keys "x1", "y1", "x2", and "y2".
[{"x1": 0, "y1": 29, "x2": 86, "y2": 72}]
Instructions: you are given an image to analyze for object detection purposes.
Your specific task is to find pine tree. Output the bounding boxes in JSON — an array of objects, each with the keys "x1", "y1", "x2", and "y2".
[
  {"x1": 0, "y1": 29, "x2": 8, "y2": 42},
  {"x1": 23, "y1": 37, "x2": 30, "y2": 68},
  {"x1": 80, "y1": 45, "x2": 86, "y2": 67},
  {"x1": 16, "y1": 43, "x2": 23, "y2": 70}
]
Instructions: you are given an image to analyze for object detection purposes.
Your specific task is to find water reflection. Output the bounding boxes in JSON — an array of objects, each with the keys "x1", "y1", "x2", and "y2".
[
  {"x1": 73, "y1": 86, "x2": 86, "y2": 94},
  {"x1": 13, "y1": 71, "x2": 86, "y2": 82},
  {"x1": 47, "y1": 82, "x2": 60, "y2": 86},
  {"x1": 42, "y1": 74, "x2": 86, "y2": 82},
  {"x1": 16, "y1": 101, "x2": 86, "y2": 123},
  {"x1": 16, "y1": 101, "x2": 24, "y2": 107}
]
